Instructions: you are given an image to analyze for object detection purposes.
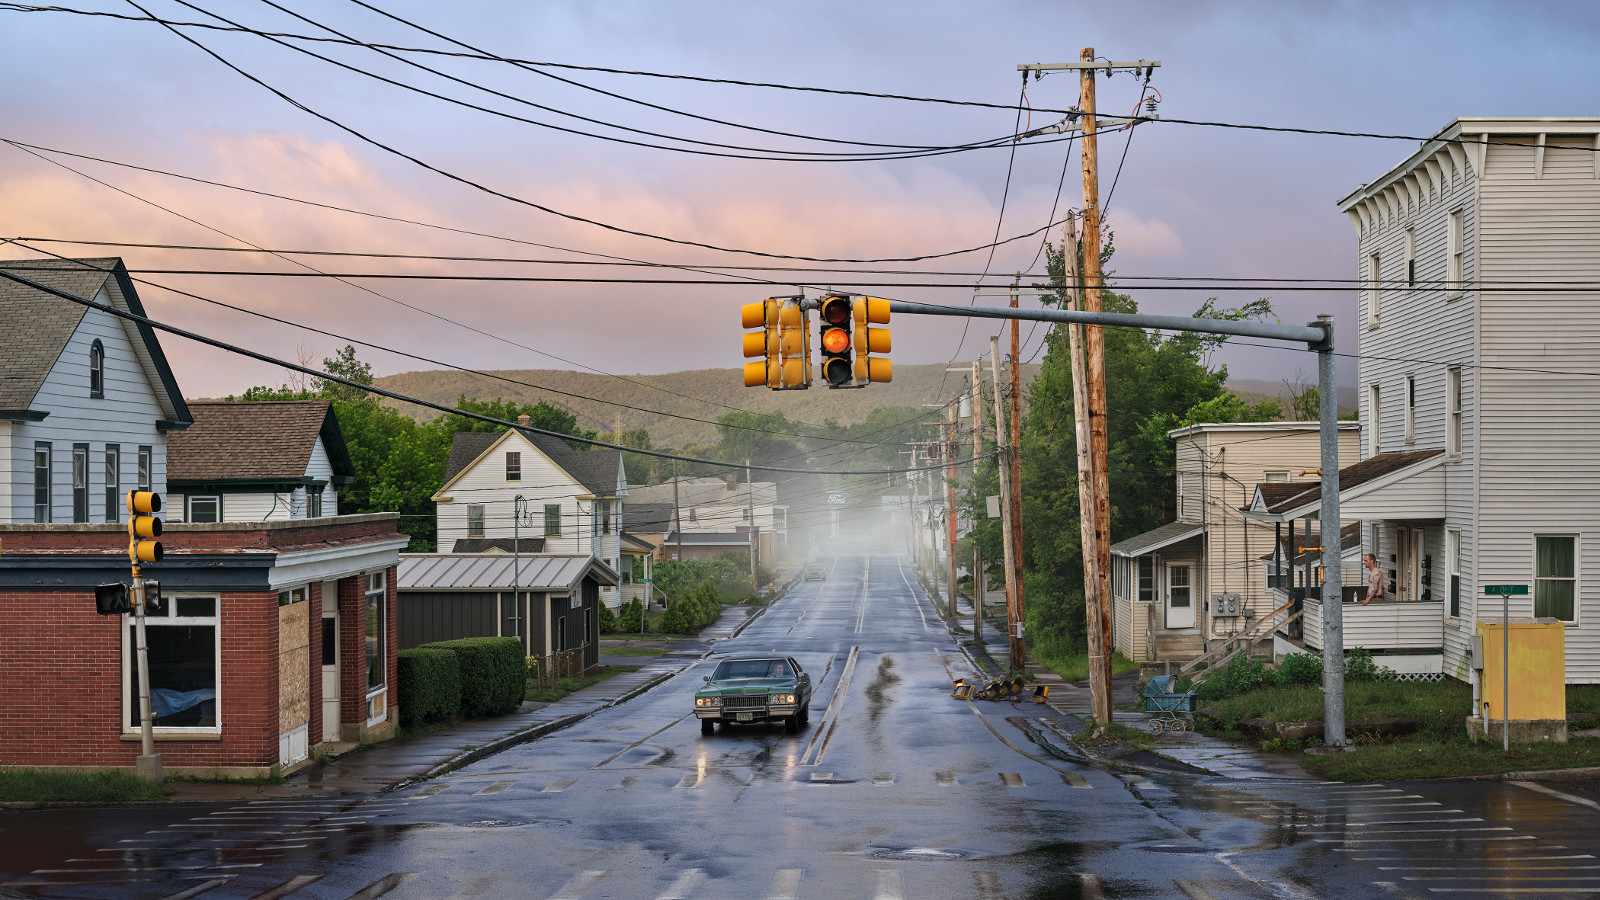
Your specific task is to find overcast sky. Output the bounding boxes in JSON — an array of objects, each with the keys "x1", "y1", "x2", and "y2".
[{"x1": 4, "y1": 0, "x2": 1596, "y2": 407}]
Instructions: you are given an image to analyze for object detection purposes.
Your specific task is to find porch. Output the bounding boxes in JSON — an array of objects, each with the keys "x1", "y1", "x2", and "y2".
[{"x1": 1111, "y1": 522, "x2": 1206, "y2": 662}]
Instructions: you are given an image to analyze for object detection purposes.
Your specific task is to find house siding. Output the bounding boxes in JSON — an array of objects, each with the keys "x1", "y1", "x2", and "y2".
[
  {"x1": 1474, "y1": 131, "x2": 1600, "y2": 682},
  {"x1": 8, "y1": 294, "x2": 167, "y2": 524},
  {"x1": 436, "y1": 433, "x2": 591, "y2": 556}
]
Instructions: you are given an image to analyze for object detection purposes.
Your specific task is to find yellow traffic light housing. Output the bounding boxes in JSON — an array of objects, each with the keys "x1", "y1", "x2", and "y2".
[
  {"x1": 127, "y1": 490, "x2": 163, "y2": 569},
  {"x1": 776, "y1": 300, "x2": 810, "y2": 388},
  {"x1": 852, "y1": 296, "x2": 892, "y2": 383},
  {"x1": 743, "y1": 298, "x2": 810, "y2": 389},
  {"x1": 818, "y1": 294, "x2": 855, "y2": 386}
]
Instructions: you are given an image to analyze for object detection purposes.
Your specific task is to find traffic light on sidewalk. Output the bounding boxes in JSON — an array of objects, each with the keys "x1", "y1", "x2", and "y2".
[
  {"x1": 852, "y1": 296, "x2": 892, "y2": 383},
  {"x1": 127, "y1": 490, "x2": 163, "y2": 568},
  {"x1": 818, "y1": 294, "x2": 854, "y2": 386}
]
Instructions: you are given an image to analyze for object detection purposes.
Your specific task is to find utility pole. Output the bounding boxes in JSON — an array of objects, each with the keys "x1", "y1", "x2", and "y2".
[
  {"x1": 1064, "y1": 214, "x2": 1110, "y2": 726},
  {"x1": 747, "y1": 459, "x2": 758, "y2": 593},
  {"x1": 945, "y1": 403, "x2": 958, "y2": 619},
  {"x1": 989, "y1": 336, "x2": 1020, "y2": 667},
  {"x1": 1008, "y1": 282, "x2": 1026, "y2": 668},
  {"x1": 673, "y1": 460, "x2": 683, "y2": 561},
  {"x1": 971, "y1": 362, "x2": 985, "y2": 639}
]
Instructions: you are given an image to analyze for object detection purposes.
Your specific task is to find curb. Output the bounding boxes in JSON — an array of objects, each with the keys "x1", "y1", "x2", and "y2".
[{"x1": 1457, "y1": 765, "x2": 1600, "y2": 783}]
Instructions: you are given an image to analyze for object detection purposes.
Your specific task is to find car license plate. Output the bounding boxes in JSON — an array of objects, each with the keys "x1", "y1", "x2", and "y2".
[{"x1": 737, "y1": 712, "x2": 754, "y2": 722}]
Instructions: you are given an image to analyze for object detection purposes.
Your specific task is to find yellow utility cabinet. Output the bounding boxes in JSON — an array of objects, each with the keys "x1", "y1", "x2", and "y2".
[{"x1": 1471, "y1": 617, "x2": 1566, "y2": 743}]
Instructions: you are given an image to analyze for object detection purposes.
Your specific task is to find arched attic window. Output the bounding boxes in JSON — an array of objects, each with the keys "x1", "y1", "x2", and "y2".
[{"x1": 89, "y1": 340, "x2": 105, "y2": 398}]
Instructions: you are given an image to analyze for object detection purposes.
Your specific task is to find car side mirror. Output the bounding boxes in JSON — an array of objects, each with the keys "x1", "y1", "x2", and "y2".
[{"x1": 703, "y1": 676, "x2": 710, "y2": 682}]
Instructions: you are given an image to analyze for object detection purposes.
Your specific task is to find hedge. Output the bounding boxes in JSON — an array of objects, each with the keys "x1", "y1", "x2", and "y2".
[
  {"x1": 418, "y1": 637, "x2": 525, "y2": 718},
  {"x1": 397, "y1": 648, "x2": 461, "y2": 729},
  {"x1": 662, "y1": 580, "x2": 723, "y2": 634}
]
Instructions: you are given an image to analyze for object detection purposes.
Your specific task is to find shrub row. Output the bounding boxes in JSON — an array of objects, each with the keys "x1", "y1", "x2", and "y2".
[
  {"x1": 399, "y1": 636, "x2": 525, "y2": 728},
  {"x1": 661, "y1": 580, "x2": 722, "y2": 634},
  {"x1": 1194, "y1": 648, "x2": 1396, "y2": 703},
  {"x1": 600, "y1": 598, "x2": 645, "y2": 634}
]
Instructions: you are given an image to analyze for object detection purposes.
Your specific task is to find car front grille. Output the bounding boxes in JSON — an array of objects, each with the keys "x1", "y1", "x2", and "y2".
[{"x1": 722, "y1": 695, "x2": 767, "y2": 710}]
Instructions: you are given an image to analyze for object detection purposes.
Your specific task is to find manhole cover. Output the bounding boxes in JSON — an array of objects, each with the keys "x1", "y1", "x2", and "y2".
[{"x1": 870, "y1": 848, "x2": 970, "y2": 861}]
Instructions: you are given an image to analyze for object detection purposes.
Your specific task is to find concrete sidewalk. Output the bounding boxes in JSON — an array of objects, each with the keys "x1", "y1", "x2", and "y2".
[{"x1": 168, "y1": 604, "x2": 763, "y2": 802}]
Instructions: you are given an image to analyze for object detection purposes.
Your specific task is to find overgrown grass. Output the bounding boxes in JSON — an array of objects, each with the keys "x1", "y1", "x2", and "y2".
[
  {"x1": 1302, "y1": 737, "x2": 1600, "y2": 781},
  {"x1": 1200, "y1": 680, "x2": 1471, "y2": 737},
  {"x1": 1036, "y1": 651, "x2": 1141, "y2": 684},
  {"x1": 0, "y1": 768, "x2": 170, "y2": 803},
  {"x1": 524, "y1": 666, "x2": 626, "y2": 703}
]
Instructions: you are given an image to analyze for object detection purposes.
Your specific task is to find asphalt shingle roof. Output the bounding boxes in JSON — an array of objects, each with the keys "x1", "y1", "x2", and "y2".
[
  {"x1": 622, "y1": 502, "x2": 675, "y2": 533},
  {"x1": 1258, "y1": 449, "x2": 1445, "y2": 514},
  {"x1": 168, "y1": 401, "x2": 343, "y2": 482},
  {"x1": 441, "y1": 429, "x2": 621, "y2": 496},
  {"x1": 0, "y1": 259, "x2": 117, "y2": 410}
]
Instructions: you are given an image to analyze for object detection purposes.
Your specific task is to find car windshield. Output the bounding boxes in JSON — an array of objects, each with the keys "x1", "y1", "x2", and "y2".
[{"x1": 711, "y1": 659, "x2": 791, "y2": 680}]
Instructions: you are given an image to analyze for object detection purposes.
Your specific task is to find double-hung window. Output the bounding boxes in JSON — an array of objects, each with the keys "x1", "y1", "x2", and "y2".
[
  {"x1": 1367, "y1": 384, "x2": 1382, "y2": 458},
  {"x1": 602, "y1": 502, "x2": 612, "y2": 534},
  {"x1": 365, "y1": 573, "x2": 386, "y2": 694},
  {"x1": 1446, "y1": 367, "x2": 1463, "y2": 458},
  {"x1": 1403, "y1": 228, "x2": 1416, "y2": 287},
  {"x1": 466, "y1": 504, "x2": 485, "y2": 539},
  {"x1": 72, "y1": 443, "x2": 89, "y2": 523},
  {"x1": 1447, "y1": 528, "x2": 1462, "y2": 619},
  {"x1": 127, "y1": 595, "x2": 220, "y2": 733},
  {"x1": 1137, "y1": 557, "x2": 1155, "y2": 604},
  {"x1": 1534, "y1": 535, "x2": 1577, "y2": 623},
  {"x1": 1366, "y1": 251, "x2": 1382, "y2": 328},
  {"x1": 544, "y1": 503, "x2": 561, "y2": 536},
  {"x1": 505, "y1": 451, "x2": 521, "y2": 482},
  {"x1": 1447, "y1": 209, "x2": 1465, "y2": 298},
  {"x1": 105, "y1": 444, "x2": 121, "y2": 522},
  {"x1": 137, "y1": 446, "x2": 152, "y2": 492},
  {"x1": 188, "y1": 496, "x2": 221, "y2": 523},
  {"x1": 1404, "y1": 375, "x2": 1417, "y2": 444},
  {"x1": 307, "y1": 487, "x2": 323, "y2": 519},
  {"x1": 89, "y1": 339, "x2": 105, "y2": 398},
  {"x1": 33, "y1": 442, "x2": 51, "y2": 523}
]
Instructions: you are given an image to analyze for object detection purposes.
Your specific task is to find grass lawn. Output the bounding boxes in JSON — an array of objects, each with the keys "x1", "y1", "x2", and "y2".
[
  {"x1": 1037, "y1": 651, "x2": 1141, "y2": 684},
  {"x1": 1199, "y1": 680, "x2": 1600, "y2": 780},
  {"x1": 0, "y1": 768, "x2": 170, "y2": 803},
  {"x1": 524, "y1": 665, "x2": 627, "y2": 703}
]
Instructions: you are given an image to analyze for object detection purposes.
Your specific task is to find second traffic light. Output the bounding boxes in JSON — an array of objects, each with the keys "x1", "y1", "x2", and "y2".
[
  {"x1": 818, "y1": 294, "x2": 854, "y2": 386},
  {"x1": 741, "y1": 298, "x2": 810, "y2": 389},
  {"x1": 852, "y1": 296, "x2": 892, "y2": 383},
  {"x1": 127, "y1": 490, "x2": 163, "y2": 567}
]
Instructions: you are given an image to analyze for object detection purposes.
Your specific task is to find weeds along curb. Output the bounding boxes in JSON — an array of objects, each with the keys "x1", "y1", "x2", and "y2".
[{"x1": 1458, "y1": 764, "x2": 1600, "y2": 783}]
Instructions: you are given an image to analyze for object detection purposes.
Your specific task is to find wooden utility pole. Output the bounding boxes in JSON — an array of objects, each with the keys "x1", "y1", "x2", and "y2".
[
  {"x1": 971, "y1": 363, "x2": 985, "y2": 639},
  {"x1": 945, "y1": 403, "x2": 958, "y2": 619},
  {"x1": 1079, "y1": 46, "x2": 1115, "y2": 725},
  {"x1": 1007, "y1": 283, "x2": 1026, "y2": 668},
  {"x1": 1063, "y1": 215, "x2": 1109, "y2": 726},
  {"x1": 673, "y1": 460, "x2": 683, "y2": 561},
  {"x1": 989, "y1": 336, "x2": 1021, "y2": 667},
  {"x1": 747, "y1": 459, "x2": 758, "y2": 593}
]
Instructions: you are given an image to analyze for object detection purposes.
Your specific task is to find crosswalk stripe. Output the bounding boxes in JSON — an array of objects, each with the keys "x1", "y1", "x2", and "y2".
[
  {"x1": 1174, "y1": 879, "x2": 1218, "y2": 900},
  {"x1": 1000, "y1": 773, "x2": 1024, "y2": 787},
  {"x1": 1372, "y1": 883, "x2": 1430, "y2": 900},
  {"x1": 764, "y1": 869, "x2": 803, "y2": 900},
  {"x1": 548, "y1": 870, "x2": 607, "y2": 899},
  {"x1": 1078, "y1": 873, "x2": 1105, "y2": 900},
  {"x1": 544, "y1": 778, "x2": 578, "y2": 793},
  {"x1": 871, "y1": 773, "x2": 895, "y2": 786},
  {"x1": 1060, "y1": 771, "x2": 1091, "y2": 789},
  {"x1": 872, "y1": 868, "x2": 903, "y2": 900},
  {"x1": 935, "y1": 772, "x2": 957, "y2": 786},
  {"x1": 974, "y1": 870, "x2": 1004, "y2": 899},
  {"x1": 675, "y1": 773, "x2": 701, "y2": 789},
  {"x1": 655, "y1": 868, "x2": 704, "y2": 900},
  {"x1": 344, "y1": 872, "x2": 419, "y2": 899},
  {"x1": 250, "y1": 874, "x2": 324, "y2": 900},
  {"x1": 413, "y1": 783, "x2": 452, "y2": 798},
  {"x1": 160, "y1": 880, "x2": 232, "y2": 900},
  {"x1": 476, "y1": 781, "x2": 517, "y2": 795}
]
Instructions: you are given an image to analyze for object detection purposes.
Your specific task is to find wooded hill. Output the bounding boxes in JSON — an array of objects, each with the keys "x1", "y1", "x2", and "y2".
[{"x1": 375, "y1": 363, "x2": 1040, "y2": 449}]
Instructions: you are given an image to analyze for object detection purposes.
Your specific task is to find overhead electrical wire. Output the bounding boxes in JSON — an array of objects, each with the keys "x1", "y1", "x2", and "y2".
[{"x1": 0, "y1": 262, "x2": 994, "y2": 476}]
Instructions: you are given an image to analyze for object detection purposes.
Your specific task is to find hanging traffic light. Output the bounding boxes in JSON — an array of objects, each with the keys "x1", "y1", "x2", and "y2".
[
  {"x1": 775, "y1": 300, "x2": 810, "y2": 388},
  {"x1": 852, "y1": 296, "x2": 892, "y2": 383},
  {"x1": 818, "y1": 294, "x2": 854, "y2": 386},
  {"x1": 127, "y1": 490, "x2": 163, "y2": 569},
  {"x1": 741, "y1": 298, "x2": 778, "y2": 388}
]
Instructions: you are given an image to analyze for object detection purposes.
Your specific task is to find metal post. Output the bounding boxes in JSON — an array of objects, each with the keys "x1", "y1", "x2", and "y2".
[
  {"x1": 1316, "y1": 315, "x2": 1346, "y2": 749},
  {"x1": 747, "y1": 459, "x2": 758, "y2": 594},
  {"x1": 673, "y1": 460, "x2": 683, "y2": 562},
  {"x1": 513, "y1": 494, "x2": 522, "y2": 651},
  {"x1": 946, "y1": 403, "x2": 958, "y2": 619},
  {"x1": 132, "y1": 576, "x2": 161, "y2": 781},
  {"x1": 1503, "y1": 593, "x2": 1510, "y2": 752}
]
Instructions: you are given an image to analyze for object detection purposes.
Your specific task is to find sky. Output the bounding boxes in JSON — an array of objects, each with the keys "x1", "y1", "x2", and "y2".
[{"x1": 3, "y1": 0, "x2": 1597, "y2": 410}]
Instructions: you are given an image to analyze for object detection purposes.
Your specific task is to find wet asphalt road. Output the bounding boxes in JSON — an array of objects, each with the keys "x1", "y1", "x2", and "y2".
[{"x1": 5, "y1": 546, "x2": 1600, "y2": 899}]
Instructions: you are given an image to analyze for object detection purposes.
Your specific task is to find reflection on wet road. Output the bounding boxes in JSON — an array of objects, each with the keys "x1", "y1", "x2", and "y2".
[{"x1": 4, "y1": 547, "x2": 1600, "y2": 898}]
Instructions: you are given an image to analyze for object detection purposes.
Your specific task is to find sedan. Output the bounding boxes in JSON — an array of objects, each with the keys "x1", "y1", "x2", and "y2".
[
  {"x1": 695, "y1": 656, "x2": 812, "y2": 734},
  {"x1": 802, "y1": 564, "x2": 826, "y2": 581}
]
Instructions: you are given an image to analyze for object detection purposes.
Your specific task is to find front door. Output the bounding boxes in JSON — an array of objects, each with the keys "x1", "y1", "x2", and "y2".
[
  {"x1": 1396, "y1": 527, "x2": 1422, "y2": 603},
  {"x1": 321, "y1": 603, "x2": 340, "y2": 743},
  {"x1": 1166, "y1": 564, "x2": 1195, "y2": 629}
]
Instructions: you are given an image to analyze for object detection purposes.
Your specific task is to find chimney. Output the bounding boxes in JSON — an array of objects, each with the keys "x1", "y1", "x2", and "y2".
[{"x1": 517, "y1": 414, "x2": 532, "y2": 427}]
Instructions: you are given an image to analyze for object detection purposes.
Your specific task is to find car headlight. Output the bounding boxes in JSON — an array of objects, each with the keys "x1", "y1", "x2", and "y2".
[
  {"x1": 770, "y1": 693, "x2": 794, "y2": 704},
  {"x1": 696, "y1": 696, "x2": 720, "y2": 707}
]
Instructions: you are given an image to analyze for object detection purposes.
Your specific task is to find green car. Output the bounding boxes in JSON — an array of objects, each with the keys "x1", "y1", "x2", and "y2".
[{"x1": 695, "y1": 656, "x2": 812, "y2": 734}]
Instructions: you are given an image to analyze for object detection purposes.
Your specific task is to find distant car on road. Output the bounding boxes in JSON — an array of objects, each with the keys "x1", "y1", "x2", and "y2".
[
  {"x1": 802, "y1": 564, "x2": 826, "y2": 581},
  {"x1": 695, "y1": 656, "x2": 812, "y2": 734}
]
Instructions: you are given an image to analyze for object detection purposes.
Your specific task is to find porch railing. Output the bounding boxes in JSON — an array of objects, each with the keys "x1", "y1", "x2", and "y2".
[
  {"x1": 1178, "y1": 599, "x2": 1302, "y2": 676},
  {"x1": 526, "y1": 645, "x2": 591, "y2": 690}
]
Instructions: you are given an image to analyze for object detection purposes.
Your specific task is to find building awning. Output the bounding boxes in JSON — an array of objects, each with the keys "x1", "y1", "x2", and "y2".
[
  {"x1": 397, "y1": 553, "x2": 619, "y2": 592},
  {"x1": 1110, "y1": 522, "x2": 1205, "y2": 558},
  {"x1": 1244, "y1": 449, "x2": 1446, "y2": 522}
]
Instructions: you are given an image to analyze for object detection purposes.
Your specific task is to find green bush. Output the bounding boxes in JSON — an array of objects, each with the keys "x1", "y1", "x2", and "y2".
[
  {"x1": 397, "y1": 648, "x2": 462, "y2": 729},
  {"x1": 1196, "y1": 655, "x2": 1275, "y2": 701},
  {"x1": 419, "y1": 637, "x2": 525, "y2": 718},
  {"x1": 597, "y1": 604, "x2": 618, "y2": 634},
  {"x1": 661, "y1": 581, "x2": 724, "y2": 634},
  {"x1": 616, "y1": 598, "x2": 644, "y2": 632},
  {"x1": 1278, "y1": 652, "x2": 1323, "y2": 686},
  {"x1": 1346, "y1": 647, "x2": 1398, "y2": 683}
]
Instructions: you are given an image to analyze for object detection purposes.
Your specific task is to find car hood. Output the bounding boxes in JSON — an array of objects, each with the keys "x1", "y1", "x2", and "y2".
[{"x1": 698, "y1": 677, "x2": 798, "y2": 696}]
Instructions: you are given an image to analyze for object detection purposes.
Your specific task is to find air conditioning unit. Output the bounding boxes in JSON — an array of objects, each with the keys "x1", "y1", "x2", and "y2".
[{"x1": 1212, "y1": 593, "x2": 1241, "y2": 617}]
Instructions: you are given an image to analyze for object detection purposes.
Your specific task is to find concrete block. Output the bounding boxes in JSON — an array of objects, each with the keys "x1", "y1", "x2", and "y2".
[{"x1": 1466, "y1": 716, "x2": 1568, "y2": 744}]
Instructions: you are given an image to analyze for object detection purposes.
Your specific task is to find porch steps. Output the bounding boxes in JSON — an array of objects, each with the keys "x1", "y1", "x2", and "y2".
[{"x1": 1153, "y1": 632, "x2": 1205, "y2": 659}]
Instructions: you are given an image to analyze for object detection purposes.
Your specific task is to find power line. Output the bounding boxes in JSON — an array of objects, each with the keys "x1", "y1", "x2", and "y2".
[{"x1": 0, "y1": 263, "x2": 996, "y2": 477}]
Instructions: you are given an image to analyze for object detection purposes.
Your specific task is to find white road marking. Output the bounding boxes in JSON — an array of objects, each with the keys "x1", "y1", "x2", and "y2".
[
  {"x1": 1326, "y1": 835, "x2": 1538, "y2": 845},
  {"x1": 872, "y1": 868, "x2": 903, "y2": 900},
  {"x1": 798, "y1": 644, "x2": 859, "y2": 767},
  {"x1": 476, "y1": 780, "x2": 516, "y2": 795},
  {"x1": 974, "y1": 870, "x2": 1005, "y2": 900},
  {"x1": 675, "y1": 772, "x2": 702, "y2": 789},
  {"x1": 1287, "y1": 818, "x2": 1484, "y2": 828},
  {"x1": 1000, "y1": 772, "x2": 1024, "y2": 787},
  {"x1": 412, "y1": 783, "x2": 452, "y2": 797},
  {"x1": 345, "y1": 872, "x2": 419, "y2": 899},
  {"x1": 543, "y1": 778, "x2": 578, "y2": 793},
  {"x1": 1377, "y1": 860, "x2": 1596, "y2": 869},
  {"x1": 1174, "y1": 879, "x2": 1218, "y2": 900},
  {"x1": 548, "y1": 870, "x2": 607, "y2": 899},
  {"x1": 1060, "y1": 771, "x2": 1091, "y2": 789},
  {"x1": 1371, "y1": 883, "x2": 1428, "y2": 900},
  {"x1": 764, "y1": 868, "x2": 803, "y2": 900},
  {"x1": 936, "y1": 772, "x2": 958, "y2": 786},
  {"x1": 871, "y1": 772, "x2": 895, "y2": 786},
  {"x1": 446, "y1": 872, "x2": 511, "y2": 900},
  {"x1": 1513, "y1": 780, "x2": 1600, "y2": 812},
  {"x1": 810, "y1": 772, "x2": 834, "y2": 782},
  {"x1": 893, "y1": 556, "x2": 930, "y2": 632},
  {"x1": 248, "y1": 874, "x2": 324, "y2": 899},
  {"x1": 158, "y1": 880, "x2": 233, "y2": 900},
  {"x1": 1078, "y1": 873, "x2": 1106, "y2": 900},
  {"x1": 655, "y1": 868, "x2": 705, "y2": 900}
]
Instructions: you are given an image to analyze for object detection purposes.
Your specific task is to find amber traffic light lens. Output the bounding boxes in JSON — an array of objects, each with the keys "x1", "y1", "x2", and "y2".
[
  {"x1": 822, "y1": 327, "x2": 850, "y2": 354},
  {"x1": 821, "y1": 298, "x2": 850, "y2": 325}
]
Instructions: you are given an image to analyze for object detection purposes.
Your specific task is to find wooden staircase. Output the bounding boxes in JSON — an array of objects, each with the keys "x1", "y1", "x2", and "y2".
[{"x1": 1178, "y1": 600, "x2": 1303, "y2": 676}]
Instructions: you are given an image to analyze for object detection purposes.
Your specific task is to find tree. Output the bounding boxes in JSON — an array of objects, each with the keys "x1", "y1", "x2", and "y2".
[{"x1": 318, "y1": 345, "x2": 374, "y2": 403}]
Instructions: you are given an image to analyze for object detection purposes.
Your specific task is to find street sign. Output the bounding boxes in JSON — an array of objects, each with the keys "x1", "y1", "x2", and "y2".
[
  {"x1": 1483, "y1": 584, "x2": 1529, "y2": 595},
  {"x1": 827, "y1": 491, "x2": 851, "y2": 507}
]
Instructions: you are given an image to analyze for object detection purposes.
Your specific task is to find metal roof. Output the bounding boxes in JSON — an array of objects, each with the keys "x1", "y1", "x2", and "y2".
[{"x1": 397, "y1": 553, "x2": 618, "y2": 591}]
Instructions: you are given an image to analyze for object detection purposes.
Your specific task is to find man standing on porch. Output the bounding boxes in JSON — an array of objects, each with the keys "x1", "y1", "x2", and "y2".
[{"x1": 1362, "y1": 553, "x2": 1383, "y2": 605}]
